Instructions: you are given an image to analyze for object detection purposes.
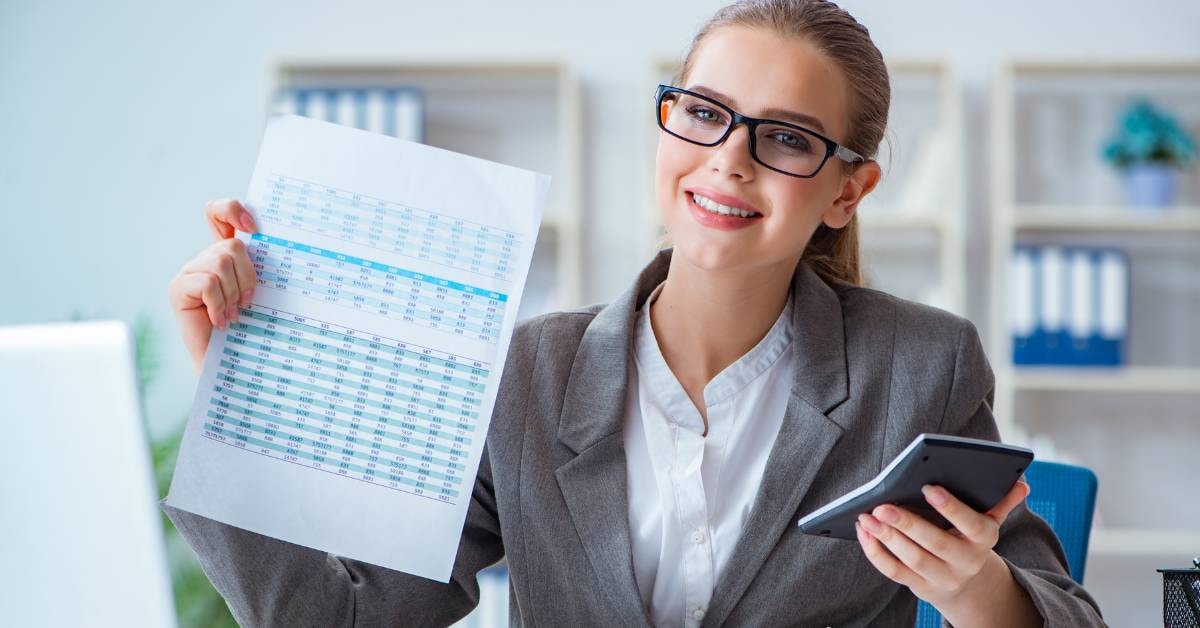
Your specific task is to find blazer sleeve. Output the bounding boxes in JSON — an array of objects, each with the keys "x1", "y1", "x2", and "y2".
[
  {"x1": 160, "y1": 441, "x2": 504, "y2": 628},
  {"x1": 160, "y1": 315, "x2": 550, "y2": 627},
  {"x1": 934, "y1": 319, "x2": 1106, "y2": 628}
]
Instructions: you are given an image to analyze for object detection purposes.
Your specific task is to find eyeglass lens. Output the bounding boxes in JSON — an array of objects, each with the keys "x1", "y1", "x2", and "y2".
[{"x1": 659, "y1": 91, "x2": 826, "y2": 177}]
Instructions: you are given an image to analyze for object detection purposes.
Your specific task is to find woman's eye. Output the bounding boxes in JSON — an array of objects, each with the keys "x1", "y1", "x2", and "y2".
[
  {"x1": 771, "y1": 131, "x2": 811, "y2": 151},
  {"x1": 687, "y1": 106, "x2": 724, "y2": 124}
]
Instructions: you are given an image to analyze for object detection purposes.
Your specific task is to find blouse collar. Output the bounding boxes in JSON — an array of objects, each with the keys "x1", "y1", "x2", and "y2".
[{"x1": 633, "y1": 280, "x2": 795, "y2": 433}]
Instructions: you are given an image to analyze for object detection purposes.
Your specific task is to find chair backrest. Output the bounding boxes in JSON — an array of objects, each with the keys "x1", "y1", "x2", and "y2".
[{"x1": 914, "y1": 459, "x2": 1097, "y2": 627}]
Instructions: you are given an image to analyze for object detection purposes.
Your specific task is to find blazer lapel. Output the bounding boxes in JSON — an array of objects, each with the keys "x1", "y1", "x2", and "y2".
[
  {"x1": 554, "y1": 249, "x2": 672, "y2": 628},
  {"x1": 553, "y1": 250, "x2": 851, "y2": 627},
  {"x1": 702, "y1": 261, "x2": 851, "y2": 627}
]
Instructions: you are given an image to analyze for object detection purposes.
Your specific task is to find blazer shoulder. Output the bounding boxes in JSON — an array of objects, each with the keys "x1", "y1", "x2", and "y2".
[
  {"x1": 512, "y1": 303, "x2": 604, "y2": 343},
  {"x1": 504, "y1": 303, "x2": 606, "y2": 369},
  {"x1": 489, "y1": 304, "x2": 605, "y2": 452},
  {"x1": 830, "y1": 282, "x2": 981, "y2": 365}
]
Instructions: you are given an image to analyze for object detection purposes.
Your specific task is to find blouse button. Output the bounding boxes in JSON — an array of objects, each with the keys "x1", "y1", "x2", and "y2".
[
  {"x1": 691, "y1": 608, "x2": 706, "y2": 621},
  {"x1": 691, "y1": 530, "x2": 705, "y2": 544}
]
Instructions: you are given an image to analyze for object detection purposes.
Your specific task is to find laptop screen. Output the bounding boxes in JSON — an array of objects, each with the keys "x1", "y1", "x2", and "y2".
[{"x1": 0, "y1": 320, "x2": 176, "y2": 627}]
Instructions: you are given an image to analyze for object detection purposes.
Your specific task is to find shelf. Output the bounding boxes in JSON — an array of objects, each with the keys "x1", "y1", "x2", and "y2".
[
  {"x1": 270, "y1": 56, "x2": 575, "y2": 78},
  {"x1": 858, "y1": 211, "x2": 945, "y2": 231},
  {"x1": 1089, "y1": 527, "x2": 1200, "y2": 557},
  {"x1": 1006, "y1": 366, "x2": 1200, "y2": 393},
  {"x1": 1007, "y1": 57, "x2": 1200, "y2": 76},
  {"x1": 1011, "y1": 205, "x2": 1200, "y2": 232}
]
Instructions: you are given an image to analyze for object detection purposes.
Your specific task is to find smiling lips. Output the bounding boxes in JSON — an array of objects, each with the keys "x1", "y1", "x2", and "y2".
[{"x1": 685, "y1": 188, "x2": 763, "y2": 231}]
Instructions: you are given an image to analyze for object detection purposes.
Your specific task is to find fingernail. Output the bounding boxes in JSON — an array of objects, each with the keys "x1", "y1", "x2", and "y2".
[
  {"x1": 855, "y1": 521, "x2": 866, "y2": 542},
  {"x1": 859, "y1": 513, "x2": 883, "y2": 534},
  {"x1": 875, "y1": 505, "x2": 898, "y2": 523},
  {"x1": 216, "y1": 311, "x2": 226, "y2": 329},
  {"x1": 240, "y1": 212, "x2": 256, "y2": 233},
  {"x1": 923, "y1": 485, "x2": 947, "y2": 506},
  {"x1": 227, "y1": 304, "x2": 238, "y2": 325},
  {"x1": 241, "y1": 289, "x2": 254, "y2": 307}
]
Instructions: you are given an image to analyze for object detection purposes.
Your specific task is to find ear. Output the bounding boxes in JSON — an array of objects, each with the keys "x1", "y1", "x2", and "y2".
[
  {"x1": 659, "y1": 100, "x2": 672, "y2": 123},
  {"x1": 821, "y1": 159, "x2": 881, "y2": 229}
]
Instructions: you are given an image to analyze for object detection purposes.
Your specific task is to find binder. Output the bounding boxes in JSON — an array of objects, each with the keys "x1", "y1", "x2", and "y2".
[
  {"x1": 1066, "y1": 248, "x2": 1094, "y2": 365},
  {"x1": 1011, "y1": 247, "x2": 1037, "y2": 364},
  {"x1": 1011, "y1": 244, "x2": 1128, "y2": 366},
  {"x1": 1097, "y1": 249, "x2": 1129, "y2": 365},
  {"x1": 335, "y1": 90, "x2": 358, "y2": 129},
  {"x1": 1037, "y1": 246, "x2": 1068, "y2": 364},
  {"x1": 365, "y1": 89, "x2": 388, "y2": 135},
  {"x1": 271, "y1": 86, "x2": 426, "y2": 143},
  {"x1": 302, "y1": 89, "x2": 332, "y2": 123}
]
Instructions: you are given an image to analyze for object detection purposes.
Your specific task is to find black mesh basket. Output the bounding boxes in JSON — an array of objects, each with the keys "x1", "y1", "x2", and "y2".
[{"x1": 1160, "y1": 558, "x2": 1200, "y2": 628}]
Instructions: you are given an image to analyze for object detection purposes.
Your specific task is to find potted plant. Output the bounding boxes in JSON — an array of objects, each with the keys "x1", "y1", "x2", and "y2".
[{"x1": 1101, "y1": 98, "x2": 1197, "y2": 208}]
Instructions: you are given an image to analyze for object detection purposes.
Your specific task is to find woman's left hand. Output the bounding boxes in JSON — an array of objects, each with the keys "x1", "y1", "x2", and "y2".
[{"x1": 854, "y1": 480, "x2": 1031, "y2": 610}]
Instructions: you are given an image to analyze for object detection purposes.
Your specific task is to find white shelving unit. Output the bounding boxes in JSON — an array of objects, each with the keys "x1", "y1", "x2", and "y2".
[
  {"x1": 641, "y1": 58, "x2": 966, "y2": 314},
  {"x1": 990, "y1": 58, "x2": 1200, "y2": 625},
  {"x1": 270, "y1": 57, "x2": 584, "y2": 321}
]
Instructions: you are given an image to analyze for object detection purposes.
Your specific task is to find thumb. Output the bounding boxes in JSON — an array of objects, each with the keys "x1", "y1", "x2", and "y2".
[{"x1": 985, "y1": 480, "x2": 1030, "y2": 526}]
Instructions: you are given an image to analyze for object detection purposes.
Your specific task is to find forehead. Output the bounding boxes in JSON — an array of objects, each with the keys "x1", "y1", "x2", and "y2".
[{"x1": 684, "y1": 25, "x2": 849, "y2": 140}]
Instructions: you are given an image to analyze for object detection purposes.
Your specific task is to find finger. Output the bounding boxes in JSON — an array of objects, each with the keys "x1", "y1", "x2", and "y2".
[
  {"x1": 214, "y1": 251, "x2": 243, "y2": 325},
  {"x1": 870, "y1": 504, "x2": 975, "y2": 576},
  {"x1": 169, "y1": 272, "x2": 227, "y2": 329},
  {"x1": 984, "y1": 480, "x2": 1031, "y2": 526},
  {"x1": 921, "y1": 485, "x2": 1000, "y2": 547},
  {"x1": 856, "y1": 520, "x2": 924, "y2": 590},
  {"x1": 859, "y1": 512, "x2": 956, "y2": 588},
  {"x1": 205, "y1": 198, "x2": 258, "y2": 241},
  {"x1": 182, "y1": 249, "x2": 243, "y2": 327},
  {"x1": 223, "y1": 237, "x2": 258, "y2": 310}
]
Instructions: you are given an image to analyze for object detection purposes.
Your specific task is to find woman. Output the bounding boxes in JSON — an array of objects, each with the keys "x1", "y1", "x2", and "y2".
[{"x1": 165, "y1": 1, "x2": 1106, "y2": 625}]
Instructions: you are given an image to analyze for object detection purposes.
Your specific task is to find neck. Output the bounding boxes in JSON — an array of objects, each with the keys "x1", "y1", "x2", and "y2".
[{"x1": 649, "y1": 251, "x2": 798, "y2": 387}]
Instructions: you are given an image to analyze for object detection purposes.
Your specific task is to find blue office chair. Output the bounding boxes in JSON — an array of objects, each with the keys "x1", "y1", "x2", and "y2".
[{"x1": 914, "y1": 460, "x2": 1098, "y2": 627}]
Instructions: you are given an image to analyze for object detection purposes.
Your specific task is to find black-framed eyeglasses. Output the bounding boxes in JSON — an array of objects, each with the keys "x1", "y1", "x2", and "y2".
[{"x1": 655, "y1": 84, "x2": 865, "y2": 178}]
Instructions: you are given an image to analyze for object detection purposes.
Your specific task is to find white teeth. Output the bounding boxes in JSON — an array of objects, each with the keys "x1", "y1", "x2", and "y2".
[{"x1": 692, "y1": 193, "x2": 760, "y2": 218}]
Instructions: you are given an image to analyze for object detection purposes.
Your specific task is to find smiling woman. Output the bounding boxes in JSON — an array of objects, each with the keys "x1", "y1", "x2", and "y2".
[
  {"x1": 639, "y1": 2, "x2": 1104, "y2": 626},
  {"x1": 655, "y1": 9, "x2": 881, "y2": 291},
  {"x1": 162, "y1": 1, "x2": 1107, "y2": 627}
]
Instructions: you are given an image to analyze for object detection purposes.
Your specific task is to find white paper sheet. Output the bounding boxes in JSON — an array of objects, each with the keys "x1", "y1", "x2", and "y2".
[{"x1": 166, "y1": 113, "x2": 550, "y2": 582}]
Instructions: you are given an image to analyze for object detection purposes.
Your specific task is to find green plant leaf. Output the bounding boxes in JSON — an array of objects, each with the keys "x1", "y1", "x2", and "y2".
[{"x1": 1102, "y1": 98, "x2": 1198, "y2": 170}]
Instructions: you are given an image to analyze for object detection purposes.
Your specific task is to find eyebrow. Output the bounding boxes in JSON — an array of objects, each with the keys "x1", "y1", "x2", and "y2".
[{"x1": 687, "y1": 84, "x2": 828, "y2": 135}]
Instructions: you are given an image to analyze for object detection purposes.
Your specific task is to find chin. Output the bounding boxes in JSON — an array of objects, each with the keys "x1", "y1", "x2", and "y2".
[{"x1": 669, "y1": 229, "x2": 753, "y2": 272}]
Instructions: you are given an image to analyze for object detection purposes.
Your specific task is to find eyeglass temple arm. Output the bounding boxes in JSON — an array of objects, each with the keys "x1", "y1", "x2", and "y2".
[{"x1": 835, "y1": 144, "x2": 865, "y2": 164}]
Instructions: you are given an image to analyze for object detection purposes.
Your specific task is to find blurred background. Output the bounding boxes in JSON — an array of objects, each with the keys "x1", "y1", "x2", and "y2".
[{"x1": 3, "y1": 0, "x2": 1199, "y2": 626}]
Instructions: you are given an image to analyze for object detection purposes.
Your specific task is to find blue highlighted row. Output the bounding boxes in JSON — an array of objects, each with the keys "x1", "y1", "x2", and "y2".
[{"x1": 251, "y1": 233, "x2": 508, "y2": 302}]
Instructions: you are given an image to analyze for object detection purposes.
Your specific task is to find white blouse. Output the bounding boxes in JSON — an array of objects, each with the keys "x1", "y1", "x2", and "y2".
[{"x1": 623, "y1": 281, "x2": 796, "y2": 628}]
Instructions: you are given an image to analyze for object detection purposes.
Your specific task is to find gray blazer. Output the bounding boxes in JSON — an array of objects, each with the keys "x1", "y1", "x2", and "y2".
[{"x1": 163, "y1": 248, "x2": 1106, "y2": 627}]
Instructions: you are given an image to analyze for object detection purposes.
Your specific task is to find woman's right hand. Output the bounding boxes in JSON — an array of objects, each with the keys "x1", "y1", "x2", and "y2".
[{"x1": 168, "y1": 199, "x2": 260, "y2": 376}]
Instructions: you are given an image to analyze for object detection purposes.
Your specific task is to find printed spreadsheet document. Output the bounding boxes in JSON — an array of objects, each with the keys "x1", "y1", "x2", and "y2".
[{"x1": 166, "y1": 113, "x2": 550, "y2": 582}]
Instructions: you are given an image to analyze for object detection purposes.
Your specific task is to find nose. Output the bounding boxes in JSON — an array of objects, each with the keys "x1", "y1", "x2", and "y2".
[{"x1": 706, "y1": 123, "x2": 755, "y2": 181}]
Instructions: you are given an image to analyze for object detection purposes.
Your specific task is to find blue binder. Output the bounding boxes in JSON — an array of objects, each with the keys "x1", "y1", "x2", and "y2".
[
  {"x1": 1011, "y1": 244, "x2": 1128, "y2": 366},
  {"x1": 272, "y1": 86, "x2": 426, "y2": 143}
]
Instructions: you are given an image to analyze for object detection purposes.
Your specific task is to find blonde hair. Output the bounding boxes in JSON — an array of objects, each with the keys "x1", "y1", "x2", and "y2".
[{"x1": 662, "y1": 0, "x2": 891, "y2": 287}]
